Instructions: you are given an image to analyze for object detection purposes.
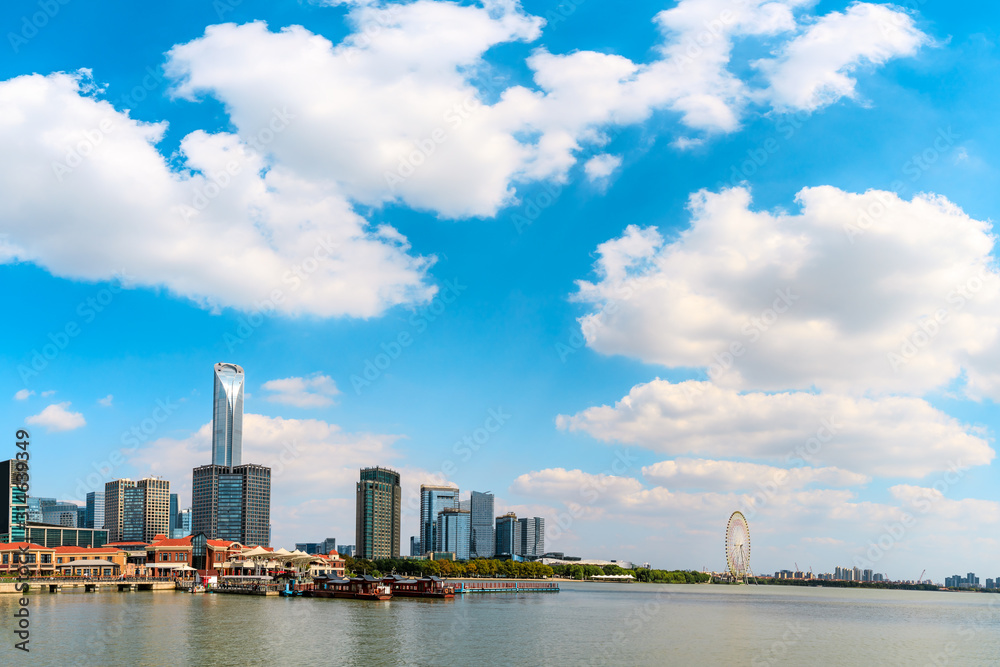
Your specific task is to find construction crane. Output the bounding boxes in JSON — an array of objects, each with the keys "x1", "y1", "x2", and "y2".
[
  {"x1": 918, "y1": 569, "x2": 926, "y2": 583},
  {"x1": 795, "y1": 562, "x2": 800, "y2": 572}
]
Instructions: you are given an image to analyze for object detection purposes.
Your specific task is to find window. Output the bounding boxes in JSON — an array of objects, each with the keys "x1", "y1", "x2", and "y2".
[
  {"x1": 57, "y1": 557, "x2": 63, "y2": 564},
  {"x1": 2, "y1": 554, "x2": 7, "y2": 564}
]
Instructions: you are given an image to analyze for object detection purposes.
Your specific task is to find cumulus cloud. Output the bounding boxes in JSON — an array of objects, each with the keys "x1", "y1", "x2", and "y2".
[
  {"x1": 557, "y1": 380, "x2": 993, "y2": 478},
  {"x1": 262, "y1": 374, "x2": 340, "y2": 408},
  {"x1": 583, "y1": 154, "x2": 622, "y2": 182},
  {"x1": 13, "y1": 389, "x2": 33, "y2": 400},
  {"x1": 25, "y1": 402, "x2": 86, "y2": 432},
  {"x1": 0, "y1": 72, "x2": 434, "y2": 318},
  {"x1": 642, "y1": 458, "x2": 869, "y2": 491},
  {"x1": 98, "y1": 394, "x2": 114, "y2": 407},
  {"x1": 573, "y1": 186, "x2": 1000, "y2": 399}
]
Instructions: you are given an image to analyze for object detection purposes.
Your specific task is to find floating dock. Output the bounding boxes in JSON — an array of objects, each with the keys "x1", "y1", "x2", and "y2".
[{"x1": 453, "y1": 581, "x2": 559, "y2": 593}]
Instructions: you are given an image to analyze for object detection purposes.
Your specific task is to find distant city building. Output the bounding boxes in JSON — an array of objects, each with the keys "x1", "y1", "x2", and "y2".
[
  {"x1": 420, "y1": 485, "x2": 458, "y2": 557},
  {"x1": 172, "y1": 508, "x2": 192, "y2": 539},
  {"x1": 410, "y1": 536, "x2": 422, "y2": 557},
  {"x1": 469, "y1": 491, "x2": 494, "y2": 559},
  {"x1": 169, "y1": 494, "x2": 179, "y2": 535},
  {"x1": 26, "y1": 496, "x2": 54, "y2": 523},
  {"x1": 495, "y1": 513, "x2": 520, "y2": 556},
  {"x1": 436, "y1": 508, "x2": 471, "y2": 560},
  {"x1": 85, "y1": 491, "x2": 104, "y2": 530},
  {"x1": 356, "y1": 467, "x2": 401, "y2": 559},
  {"x1": 104, "y1": 477, "x2": 170, "y2": 543},
  {"x1": 1, "y1": 460, "x2": 30, "y2": 542},
  {"x1": 986, "y1": 578, "x2": 995, "y2": 590},
  {"x1": 41, "y1": 501, "x2": 81, "y2": 527},
  {"x1": 339, "y1": 545, "x2": 355, "y2": 558},
  {"x1": 518, "y1": 516, "x2": 545, "y2": 557},
  {"x1": 296, "y1": 539, "x2": 337, "y2": 555},
  {"x1": 192, "y1": 361, "x2": 271, "y2": 546}
]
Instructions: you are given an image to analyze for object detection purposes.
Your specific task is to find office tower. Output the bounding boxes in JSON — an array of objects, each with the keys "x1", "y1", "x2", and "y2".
[
  {"x1": 26, "y1": 497, "x2": 55, "y2": 523},
  {"x1": 169, "y1": 493, "x2": 178, "y2": 535},
  {"x1": 533, "y1": 517, "x2": 545, "y2": 556},
  {"x1": 41, "y1": 501, "x2": 81, "y2": 527},
  {"x1": 518, "y1": 517, "x2": 535, "y2": 557},
  {"x1": 85, "y1": 491, "x2": 104, "y2": 530},
  {"x1": 420, "y1": 485, "x2": 458, "y2": 558},
  {"x1": 0, "y1": 460, "x2": 29, "y2": 542},
  {"x1": 77, "y1": 506, "x2": 86, "y2": 527},
  {"x1": 436, "y1": 508, "x2": 471, "y2": 560},
  {"x1": 103, "y1": 477, "x2": 170, "y2": 543},
  {"x1": 192, "y1": 464, "x2": 271, "y2": 545},
  {"x1": 173, "y1": 508, "x2": 192, "y2": 539},
  {"x1": 356, "y1": 467, "x2": 401, "y2": 560},
  {"x1": 339, "y1": 545, "x2": 355, "y2": 558},
  {"x1": 469, "y1": 491, "x2": 495, "y2": 559},
  {"x1": 320, "y1": 537, "x2": 337, "y2": 555},
  {"x1": 213, "y1": 363, "x2": 245, "y2": 467},
  {"x1": 410, "y1": 536, "x2": 422, "y2": 557},
  {"x1": 495, "y1": 512, "x2": 520, "y2": 556},
  {"x1": 192, "y1": 363, "x2": 271, "y2": 546}
]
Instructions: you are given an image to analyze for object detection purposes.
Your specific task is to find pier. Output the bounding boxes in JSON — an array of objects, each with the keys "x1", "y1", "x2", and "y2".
[
  {"x1": 454, "y1": 581, "x2": 559, "y2": 593},
  {"x1": 5, "y1": 576, "x2": 177, "y2": 593}
]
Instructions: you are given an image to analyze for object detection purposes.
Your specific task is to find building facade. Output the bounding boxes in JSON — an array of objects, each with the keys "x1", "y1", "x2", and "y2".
[
  {"x1": 419, "y1": 485, "x2": 458, "y2": 558},
  {"x1": 436, "y1": 508, "x2": 470, "y2": 560},
  {"x1": 213, "y1": 362, "x2": 244, "y2": 467},
  {"x1": 85, "y1": 491, "x2": 104, "y2": 530},
  {"x1": 105, "y1": 478, "x2": 170, "y2": 544},
  {"x1": 356, "y1": 467, "x2": 401, "y2": 560},
  {"x1": 518, "y1": 516, "x2": 544, "y2": 557},
  {"x1": 495, "y1": 513, "x2": 520, "y2": 556},
  {"x1": 192, "y1": 464, "x2": 271, "y2": 546},
  {"x1": 172, "y1": 508, "x2": 191, "y2": 539},
  {"x1": 0, "y1": 460, "x2": 29, "y2": 542},
  {"x1": 469, "y1": 491, "x2": 495, "y2": 559},
  {"x1": 410, "y1": 536, "x2": 422, "y2": 557}
]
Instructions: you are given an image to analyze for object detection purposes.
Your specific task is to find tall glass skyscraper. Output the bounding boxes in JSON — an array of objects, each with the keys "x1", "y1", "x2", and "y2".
[
  {"x1": 212, "y1": 363, "x2": 244, "y2": 467},
  {"x1": 436, "y1": 508, "x2": 470, "y2": 560},
  {"x1": 469, "y1": 491, "x2": 495, "y2": 558},
  {"x1": 169, "y1": 493, "x2": 178, "y2": 534},
  {"x1": 495, "y1": 513, "x2": 520, "y2": 556},
  {"x1": 356, "y1": 467, "x2": 401, "y2": 559},
  {"x1": 85, "y1": 491, "x2": 104, "y2": 530},
  {"x1": 419, "y1": 485, "x2": 458, "y2": 557},
  {"x1": 193, "y1": 363, "x2": 271, "y2": 546}
]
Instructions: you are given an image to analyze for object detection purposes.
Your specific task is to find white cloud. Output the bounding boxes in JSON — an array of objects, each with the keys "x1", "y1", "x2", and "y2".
[
  {"x1": 642, "y1": 458, "x2": 869, "y2": 491},
  {"x1": 0, "y1": 71, "x2": 434, "y2": 318},
  {"x1": 583, "y1": 154, "x2": 622, "y2": 182},
  {"x1": 262, "y1": 374, "x2": 340, "y2": 408},
  {"x1": 98, "y1": 394, "x2": 114, "y2": 407},
  {"x1": 25, "y1": 402, "x2": 86, "y2": 432},
  {"x1": 41, "y1": 390, "x2": 56, "y2": 397},
  {"x1": 13, "y1": 389, "x2": 33, "y2": 400},
  {"x1": 756, "y1": 3, "x2": 929, "y2": 112},
  {"x1": 572, "y1": 186, "x2": 1000, "y2": 399},
  {"x1": 557, "y1": 380, "x2": 994, "y2": 478}
]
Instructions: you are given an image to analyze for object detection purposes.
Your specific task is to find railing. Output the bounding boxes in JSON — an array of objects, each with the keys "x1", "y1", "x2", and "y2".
[{"x1": 29, "y1": 576, "x2": 175, "y2": 583}]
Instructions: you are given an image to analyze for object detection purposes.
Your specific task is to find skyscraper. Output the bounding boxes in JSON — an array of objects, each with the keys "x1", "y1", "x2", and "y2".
[
  {"x1": 356, "y1": 467, "x2": 401, "y2": 560},
  {"x1": 0, "y1": 460, "x2": 29, "y2": 542},
  {"x1": 104, "y1": 477, "x2": 170, "y2": 543},
  {"x1": 169, "y1": 493, "x2": 178, "y2": 535},
  {"x1": 436, "y1": 508, "x2": 471, "y2": 560},
  {"x1": 85, "y1": 491, "x2": 104, "y2": 530},
  {"x1": 410, "y1": 536, "x2": 422, "y2": 557},
  {"x1": 518, "y1": 516, "x2": 545, "y2": 557},
  {"x1": 469, "y1": 491, "x2": 495, "y2": 559},
  {"x1": 173, "y1": 507, "x2": 191, "y2": 539},
  {"x1": 212, "y1": 362, "x2": 244, "y2": 467},
  {"x1": 495, "y1": 512, "x2": 520, "y2": 556},
  {"x1": 192, "y1": 363, "x2": 271, "y2": 546},
  {"x1": 420, "y1": 485, "x2": 458, "y2": 557}
]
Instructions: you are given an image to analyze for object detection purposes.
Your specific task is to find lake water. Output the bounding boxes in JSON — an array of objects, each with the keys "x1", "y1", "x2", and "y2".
[{"x1": 2, "y1": 582, "x2": 998, "y2": 665}]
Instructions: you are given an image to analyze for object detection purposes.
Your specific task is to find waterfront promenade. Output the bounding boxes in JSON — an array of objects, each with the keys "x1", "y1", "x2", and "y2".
[{"x1": 1, "y1": 576, "x2": 176, "y2": 594}]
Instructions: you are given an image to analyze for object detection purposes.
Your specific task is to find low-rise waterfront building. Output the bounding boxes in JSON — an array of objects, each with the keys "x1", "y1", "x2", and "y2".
[{"x1": 0, "y1": 542, "x2": 55, "y2": 575}]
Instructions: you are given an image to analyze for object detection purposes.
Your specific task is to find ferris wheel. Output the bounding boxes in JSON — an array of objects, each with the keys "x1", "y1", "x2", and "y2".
[{"x1": 726, "y1": 511, "x2": 754, "y2": 584}]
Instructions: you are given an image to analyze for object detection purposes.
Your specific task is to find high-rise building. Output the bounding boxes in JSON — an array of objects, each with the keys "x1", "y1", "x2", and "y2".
[
  {"x1": 469, "y1": 491, "x2": 495, "y2": 559},
  {"x1": 41, "y1": 501, "x2": 81, "y2": 527},
  {"x1": 339, "y1": 545, "x2": 355, "y2": 558},
  {"x1": 356, "y1": 467, "x2": 401, "y2": 560},
  {"x1": 104, "y1": 478, "x2": 170, "y2": 543},
  {"x1": 172, "y1": 508, "x2": 192, "y2": 539},
  {"x1": 192, "y1": 363, "x2": 271, "y2": 546},
  {"x1": 517, "y1": 516, "x2": 545, "y2": 557},
  {"x1": 436, "y1": 508, "x2": 471, "y2": 560},
  {"x1": 169, "y1": 493, "x2": 179, "y2": 535},
  {"x1": 26, "y1": 497, "x2": 53, "y2": 523},
  {"x1": 420, "y1": 485, "x2": 458, "y2": 557},
  {"x1": 85, "y1": 491, "x2": 104, "y2": 530},
  {"x1": 296, "y1": 538, "x2": 337, "y2": 555},
  {"x1": 495, "y1": 513, "x2": 520, "y2": 556},
  {"x1": 0, "y1": 460, "x2": 29, "y2": 542},
  {"x1": 410, "y1": 536, "x2": 422, "y2": 557},
  {"x1": 192, "y1": 464, "x2": 270, "y2": 546},
  {"x1": 213, "y1": 362, "x2": 245, "y2": 467}
]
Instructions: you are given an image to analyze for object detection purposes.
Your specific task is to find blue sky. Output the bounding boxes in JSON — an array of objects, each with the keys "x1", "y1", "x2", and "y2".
[{"x1": 1, "y1": 0, "x2": 998, "y2": 581}]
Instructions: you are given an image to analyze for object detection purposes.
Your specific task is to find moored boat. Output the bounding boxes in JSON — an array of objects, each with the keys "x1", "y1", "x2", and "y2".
[
  {"x1": 304, "y1": 574, "x2": 392, "y2": 600},
  {"x1": 383, "y1": 574, "x2": 455, "y2": 599}
]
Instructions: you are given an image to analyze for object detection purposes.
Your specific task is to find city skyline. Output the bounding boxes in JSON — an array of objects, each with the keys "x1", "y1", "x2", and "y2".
[{"x1": 1, "y1": 0, "x2": 998, "y2": 581}]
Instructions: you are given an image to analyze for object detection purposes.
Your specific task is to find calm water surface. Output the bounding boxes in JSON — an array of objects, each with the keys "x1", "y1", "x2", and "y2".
[{"x1": 2, "y1": 582, "x2": 998, "y2": 665}]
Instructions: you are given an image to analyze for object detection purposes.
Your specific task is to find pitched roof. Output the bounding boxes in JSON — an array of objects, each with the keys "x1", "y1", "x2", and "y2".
[
  {"x1": 52, "y1": 546, "x2": 121, "y2": 554},
  {"x1": 0, "y1": 542, "x2": 50, "y2": 550},
  {"x1": 148, "y1": 536, "x2": 194, "y2": 548}
]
